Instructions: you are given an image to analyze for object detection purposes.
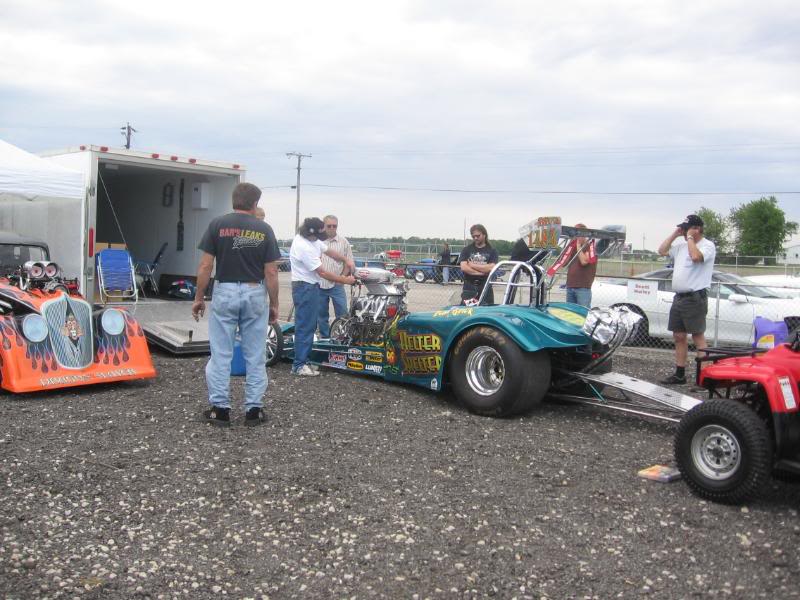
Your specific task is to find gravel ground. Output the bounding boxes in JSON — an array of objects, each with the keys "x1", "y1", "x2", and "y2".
[{"x1": 1, "y1": 346, "x2": 798, "y2": 599}]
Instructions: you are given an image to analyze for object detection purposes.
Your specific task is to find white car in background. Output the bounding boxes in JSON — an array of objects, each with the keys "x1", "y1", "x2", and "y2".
[
  {"x1": 744, "y1": 274, "x2": 800, "y2": 299},
  {"x1": 591, "y1": 268, "x2": 800, "y2": 345}
]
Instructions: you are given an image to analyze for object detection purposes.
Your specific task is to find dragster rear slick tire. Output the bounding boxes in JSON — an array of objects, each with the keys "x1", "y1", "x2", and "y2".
[
  {"x1": 674, "y1": 399, "x2": 772, "y2": 504},
  {"x1": 449, "y1": 326, "x2": 551, "y2": 417}
]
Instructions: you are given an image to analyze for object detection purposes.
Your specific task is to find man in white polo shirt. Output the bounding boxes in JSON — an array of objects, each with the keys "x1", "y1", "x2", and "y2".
[
  {"x1": 657, "y1": 214, "x2": 717, "y2": 385},
  {"x1": 317, "y1": 215, "x2": 354, "y2": 338}
]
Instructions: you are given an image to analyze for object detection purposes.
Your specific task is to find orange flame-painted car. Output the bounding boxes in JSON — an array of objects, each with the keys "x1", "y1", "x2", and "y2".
[{"x1": 0, "y1": 256, "x2": 155, "y2": 393}]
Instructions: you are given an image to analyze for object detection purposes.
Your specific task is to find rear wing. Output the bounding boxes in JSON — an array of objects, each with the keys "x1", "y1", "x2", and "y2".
[{"x1": 518, "y1": 216, "x2": 626, "y2": 289}]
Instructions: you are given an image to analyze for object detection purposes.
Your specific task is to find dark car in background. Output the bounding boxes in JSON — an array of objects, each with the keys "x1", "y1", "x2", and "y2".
[
  {"x1": 278, "y1": 248, "x2": 290, "y2": 271},
  {"x1": 405, "y1": 256, "x2": 464, "y2": 283}
]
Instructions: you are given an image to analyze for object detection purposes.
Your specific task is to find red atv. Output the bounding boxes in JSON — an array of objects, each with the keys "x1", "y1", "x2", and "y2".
[{"x1": 676, "y1": 339, "x2": 800, "y2": 503}]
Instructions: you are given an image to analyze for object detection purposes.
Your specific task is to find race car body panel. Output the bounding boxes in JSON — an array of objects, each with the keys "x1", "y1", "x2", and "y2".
[
  {"x1": 700, "y1": 344, "x2": 800, "y2": 415},
  {"x1": 0, "y1": 283, "x2": 155, "y2": 393},
  {"x1": 281, "y1": 301, "x2": 592, "y2": 392}
]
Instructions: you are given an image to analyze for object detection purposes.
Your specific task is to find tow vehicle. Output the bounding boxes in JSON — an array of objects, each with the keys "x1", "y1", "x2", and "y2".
[
  {"x1": 0, "y1": 234, "x2": 155, "y2": 392},
  {"x1": 269, "y1": 217, "x2": 799, "y2": 503}
]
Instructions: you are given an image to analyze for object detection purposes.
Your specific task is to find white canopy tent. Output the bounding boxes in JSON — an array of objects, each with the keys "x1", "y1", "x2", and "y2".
[{"x1": 0, "y1": 139, "x2": 85, "y2": 284}]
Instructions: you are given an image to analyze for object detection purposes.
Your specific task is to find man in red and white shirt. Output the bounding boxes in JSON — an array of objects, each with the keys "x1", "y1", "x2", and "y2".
[{"x1": 318, "y1": 215, "x2": 354, "y2": 337}]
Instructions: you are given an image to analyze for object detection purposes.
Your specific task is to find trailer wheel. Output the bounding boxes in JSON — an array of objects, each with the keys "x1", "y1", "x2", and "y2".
[
  {"x1": 449, "y1": 326, "x2": 550, "y2": 417},
  {"x1": 414, "y1": 270, "x2": 426, "y2": 283},
  {"x1": 265, "y1": 322, "x2": 284, "y2": 367},
  {"x1": 675, "y1": 400, "x2": 772, "y2": 504}
]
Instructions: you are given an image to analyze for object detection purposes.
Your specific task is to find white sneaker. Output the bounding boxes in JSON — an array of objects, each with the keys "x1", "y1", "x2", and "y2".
[
  {"x1": 307, "y1": 363, "x2": 320, "y2": 373},
  {"x1": 293, "y1": 365, "x2": 319, "y2": 377}
]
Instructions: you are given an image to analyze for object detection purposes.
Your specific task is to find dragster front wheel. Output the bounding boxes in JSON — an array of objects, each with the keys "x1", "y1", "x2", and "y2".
[
  {"x1": 674, "y1": 400, "x2": 772, "y2": 504},
  {"x1": 449, "y1": 326, "x2": 550, "y2": 417},
  {"x1": 265, "y1": 322, "x2": 284, "y2": 367}
]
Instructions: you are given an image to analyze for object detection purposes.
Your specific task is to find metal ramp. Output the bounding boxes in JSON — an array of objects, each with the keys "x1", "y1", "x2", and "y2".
[
  {"x1": 548, "y1": 371, "x2": 703, "y2": 422},
  {"x1": 98, "y1": 298, "x2": 210, "y2": 354}
]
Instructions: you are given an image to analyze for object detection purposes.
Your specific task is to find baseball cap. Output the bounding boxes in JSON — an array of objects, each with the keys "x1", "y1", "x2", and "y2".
[{"x1": 677, "y1": 214, "x2": 704, "y2": 228}]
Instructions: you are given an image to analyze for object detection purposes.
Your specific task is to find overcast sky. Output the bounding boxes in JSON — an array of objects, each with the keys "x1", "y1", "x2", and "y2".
[{"x1": 1, "y1": 0, "x2": 798, "y2": 249}]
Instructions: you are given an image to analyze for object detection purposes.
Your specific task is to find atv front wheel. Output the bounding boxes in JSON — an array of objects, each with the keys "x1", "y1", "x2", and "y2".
[
  {"x1": 449, "y1": 326, "x2": 550, "y2": 417},
  {"x1": 674, "y1": 400, "x2": 772, "y2": 504}
]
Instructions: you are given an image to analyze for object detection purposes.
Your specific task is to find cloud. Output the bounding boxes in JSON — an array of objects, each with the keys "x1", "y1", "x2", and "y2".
[{"x1": 0, "y1": 0, "x2": 798, "y2": 248}]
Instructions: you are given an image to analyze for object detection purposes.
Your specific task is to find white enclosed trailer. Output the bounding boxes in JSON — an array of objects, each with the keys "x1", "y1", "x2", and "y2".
[{"x1": 40, "y1": 144, "x2": 246, "y2": 352}]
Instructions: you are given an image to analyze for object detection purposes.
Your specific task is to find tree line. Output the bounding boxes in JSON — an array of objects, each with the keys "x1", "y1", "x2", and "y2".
[{"x1": 697, "y1": 196, "x2": 797, "y2": 265}]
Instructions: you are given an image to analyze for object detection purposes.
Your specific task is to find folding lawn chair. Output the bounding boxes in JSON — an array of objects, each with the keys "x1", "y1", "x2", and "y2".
[
  {"x1": 135, "y1": 242, "x2": 168, "y2": 295},
  {"x1": 96, "y1": 248, "x2": 138, "y2": 303}
]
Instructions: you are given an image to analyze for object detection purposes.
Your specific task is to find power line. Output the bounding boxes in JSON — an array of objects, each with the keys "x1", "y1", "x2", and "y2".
[{"x1": 305, "y1": 183, "x2": 800, "y2": 195}]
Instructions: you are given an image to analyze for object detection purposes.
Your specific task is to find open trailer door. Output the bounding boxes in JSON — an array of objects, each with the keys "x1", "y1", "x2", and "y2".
[{"x1": 42, "y1": 145, "x2": 246, "y2": 354}]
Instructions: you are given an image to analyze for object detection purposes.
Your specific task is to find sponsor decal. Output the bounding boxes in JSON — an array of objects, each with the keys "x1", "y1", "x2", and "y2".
[
  {"x1": 402, "y1": 354, "x2": 442, "y2": 374},
  {"x1": 433, "y1": 307, "x2": 474, "y2": 318},
  {"x1": 346, "y1": 360, "x2": 364, "y2": 371},
  {"x1": 324, "y1": 362, "x2": 346, "y2": 370},
  {"x1": 547, "y1": 307, "x2": 586, "y2": 327},
  {"x1": 328, "y1": 352, "x2": 347, "y2": 365},
  {"x1": 398, "y1": 332, "x2": 441, "y2": 352},
  {"x1": 430, "y1": 378, "x2": 438, "y2": 390},
  {"x1": 347, "y1": 348, "x2": 362, "y2": 361},
  {"x1": 365, "y1": 351, "x2": 383, "y2": 363},
  {"x1": 95, "y1": 368, "x2": 137, "y2": 379},
  {"x1": 40, "y1": 374, "x2": 91, "y2": 387},
  {"x1": 364, "y1": 363, "x2": 383, "y2": 374}
]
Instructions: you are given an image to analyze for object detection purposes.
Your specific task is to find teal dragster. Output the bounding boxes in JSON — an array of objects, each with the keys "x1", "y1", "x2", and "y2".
[{"x1": 268, "y1": 219, "x2": 654, "y2": 417}]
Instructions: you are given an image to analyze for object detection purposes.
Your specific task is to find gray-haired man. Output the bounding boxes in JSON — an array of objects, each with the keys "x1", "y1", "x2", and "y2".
[{"x1": 318, "y1": 215, "x2": 353, "y2": 337}]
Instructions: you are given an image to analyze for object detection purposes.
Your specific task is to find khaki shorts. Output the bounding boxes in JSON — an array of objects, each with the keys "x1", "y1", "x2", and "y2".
[{"x1": 668, "y1": 290, "x2": 708, "y2": 334}]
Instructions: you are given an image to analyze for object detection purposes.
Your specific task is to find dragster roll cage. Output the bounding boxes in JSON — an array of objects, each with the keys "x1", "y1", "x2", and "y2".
[{"x1": 476, "y1": 218, "x2": 627, "y2": 308}]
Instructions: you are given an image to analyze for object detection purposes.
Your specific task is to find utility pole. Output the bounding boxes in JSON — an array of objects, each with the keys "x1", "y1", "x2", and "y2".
[
  {"x1": 286, "y1": 152, "x2": 311, "y2": 233},
  {"x1": 120, "y1": 122, "x2": 137, "y2": 149}
]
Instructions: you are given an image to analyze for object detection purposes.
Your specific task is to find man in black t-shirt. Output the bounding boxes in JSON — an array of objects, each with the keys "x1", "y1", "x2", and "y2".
[
  {"x1": 192, "y1": 182, "x2": 281, "y2": 427},
  {"x1": 459, "y1": 224, "x2": 499, "y2": 305}
]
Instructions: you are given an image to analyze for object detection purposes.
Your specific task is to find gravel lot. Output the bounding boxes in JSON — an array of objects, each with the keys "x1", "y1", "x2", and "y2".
[{"x1": 1, "y1": 345, "x2": 798, "y2": 599}]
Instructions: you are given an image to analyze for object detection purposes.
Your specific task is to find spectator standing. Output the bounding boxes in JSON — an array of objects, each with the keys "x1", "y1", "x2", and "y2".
[
  {"x1": 459, "y1": 224, "x2": 499, "y2": 305},
  {"x1": 565, "y1": 223, "x2": 597, "y2": 308},
  {"x1": 510, "y1": 238, "x2": 535, "y2": 262},
  {"x1": 318, "y1": 215, "x2": 354, "y2": 337},
  {"x1": 290, "y1": 217, "x2": 355, "y2": 376},
  {"x1": 657, "y1": 214, "x2": 717, "y2": 385},
  {"x1": 191, "y1": 183, "x2": 281, "y2": 427},
  {"x1": 439, "y1": 242, "x2": 451, "y2": 284}
]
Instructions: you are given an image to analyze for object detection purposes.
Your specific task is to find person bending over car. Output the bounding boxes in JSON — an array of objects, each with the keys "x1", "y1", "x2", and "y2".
[
  {"x1": 290, "y1": 217, "x2": 356, "y2": 376},
  {"x1": 459, "y1": 224, "x2": 499, "y2": 305},
  {"x1": 657, "y1": 214, "x2": 716, "y2": 385}
]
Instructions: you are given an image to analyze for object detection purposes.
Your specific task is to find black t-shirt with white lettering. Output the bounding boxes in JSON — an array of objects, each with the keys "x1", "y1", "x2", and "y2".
[
  {"x1": 458, "y1": 243, "x2": 499, "y2": 285},
  {"x1": 198, "y1": 212, "x2": 281, "y2": 282}
]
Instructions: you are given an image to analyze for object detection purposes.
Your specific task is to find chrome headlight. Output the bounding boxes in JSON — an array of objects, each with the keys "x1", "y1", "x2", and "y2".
[
  {"x1": 22, "y1": 314, "x2": 48, "y2": 343},
  {"x1": 101, "y1": 309, "x2": 126, "y2": 335}
]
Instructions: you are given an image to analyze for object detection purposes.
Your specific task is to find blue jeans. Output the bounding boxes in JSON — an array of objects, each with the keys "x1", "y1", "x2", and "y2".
[
  {"x1": 442, "y1": 267, "x2": 449, "y2": 283},
  {"x1": 206, "y1": 282, "x2": 268, "y2": 410},
  {"x1": 567, "y1": 287, "x2": 592, "y2": 308},
  {"x1": 317, "y1": 284, "x2": 348, "y2": 337},
  {"x1": 292, "y1": 281, "x2": 320, "y2": 370}
]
